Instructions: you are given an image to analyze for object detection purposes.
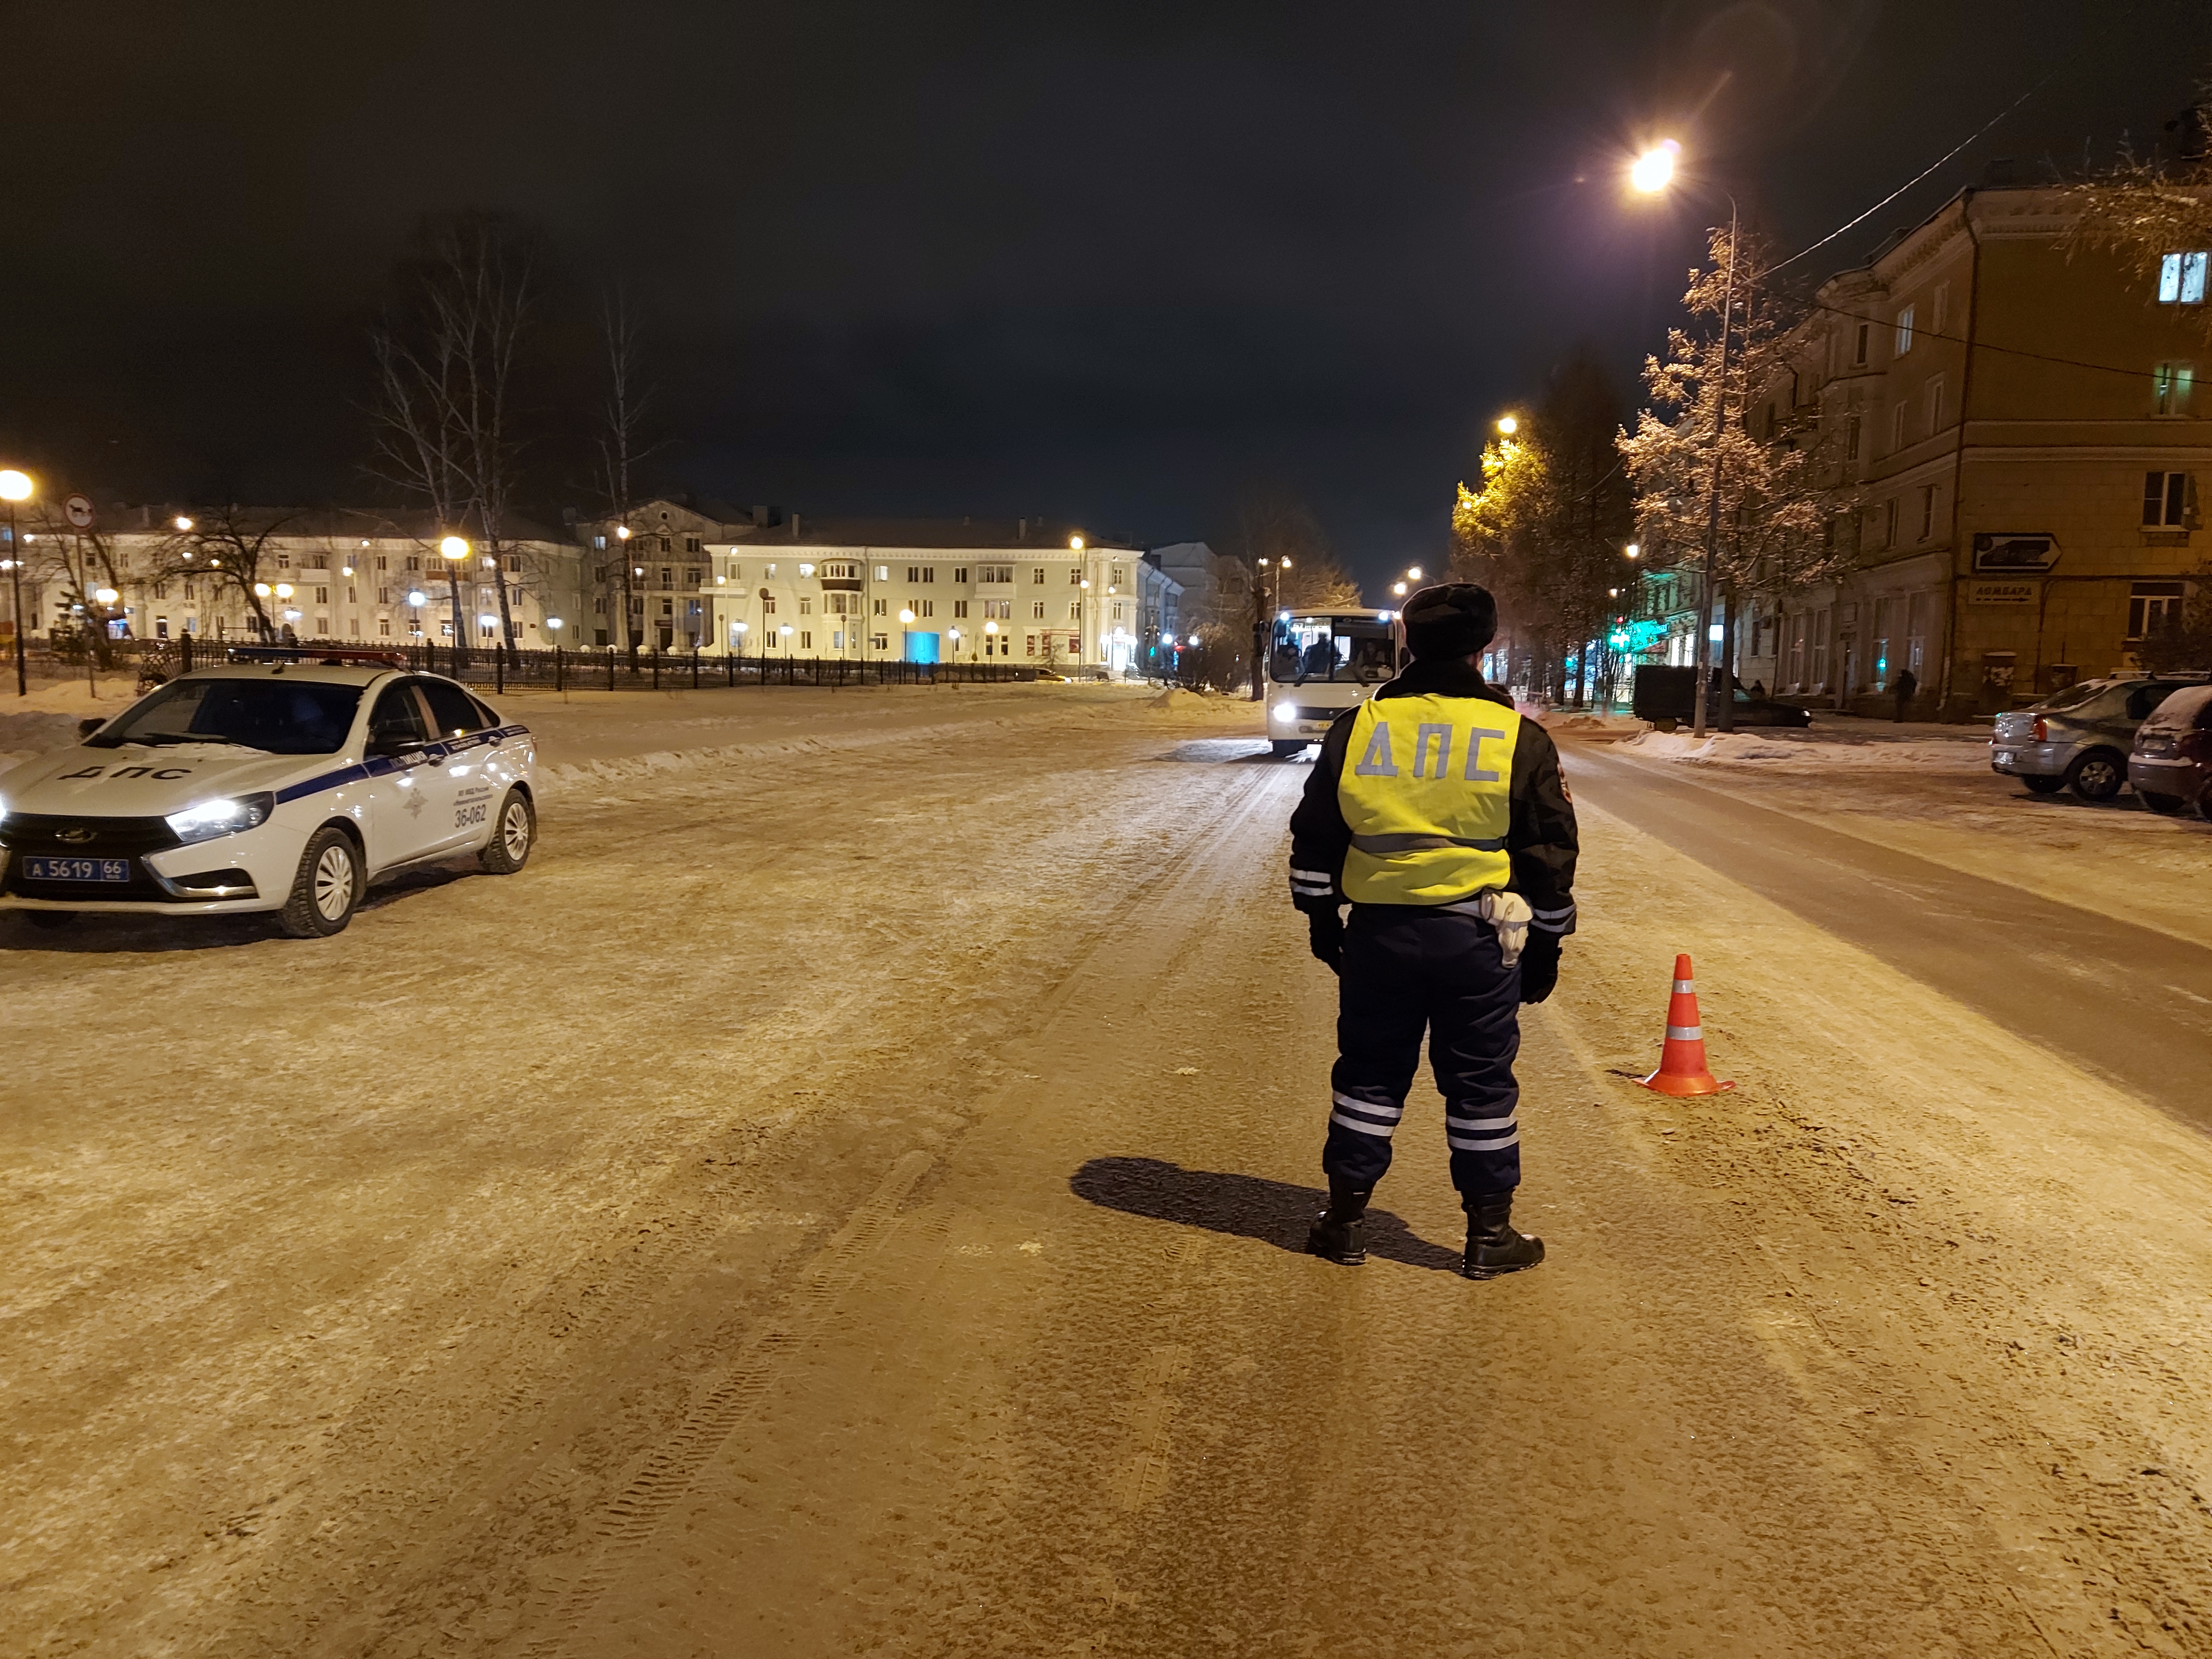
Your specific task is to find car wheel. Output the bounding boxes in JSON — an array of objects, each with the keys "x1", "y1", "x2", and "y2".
[
  {"x1": 278, "y1": 826, "x2": 363, "y2": 938},
  {"x1": 23, "y1": 910, "x2": 76, "y2": 930},
  {"x1": 2019, "y1": 775, "x2": 2065, "y2": 795},
  {"x1": 2064, "y1": 750, "x2": 2125, "y2": 803},
  {"x1": 2138, "y1": 790, "x2": 2185, "y2": 815},
  {"x1": 479, "y1": 787, "x2": 535, "y2": 874}
]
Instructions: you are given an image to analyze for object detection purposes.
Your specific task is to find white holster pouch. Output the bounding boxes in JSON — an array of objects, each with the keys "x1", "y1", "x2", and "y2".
[{"x1": 1474, "y1": 889, "x2": 1533, "y2": 967}]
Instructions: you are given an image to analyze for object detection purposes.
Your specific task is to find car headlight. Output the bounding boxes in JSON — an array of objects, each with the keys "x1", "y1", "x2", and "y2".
[
  {"x1": 166, "y1": 793, "x2": 275, "y2": 845},
  {"x1": 1271, "y1": 702, "x2": 1295, "y2": 722}
]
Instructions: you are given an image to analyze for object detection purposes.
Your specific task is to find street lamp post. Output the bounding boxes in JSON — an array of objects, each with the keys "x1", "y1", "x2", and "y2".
[
  {"x1": 439, "y1": 534, "x2": 471, "y2": 674},
  {"x1": 898, "y1": 607, "x2": 915, "y2": 675},
  {"x1": 0, "y1": 469, "x2": 32, "y2": 696}
]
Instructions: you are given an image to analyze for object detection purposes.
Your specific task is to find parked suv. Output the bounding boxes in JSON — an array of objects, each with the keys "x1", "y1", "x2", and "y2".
[
  {"x1": 2128, "y1": 684, "x2": 2212, "y2": 818},
  {"x1": 1991, "y1": 676, "x2": 2202, "y2": 802}
]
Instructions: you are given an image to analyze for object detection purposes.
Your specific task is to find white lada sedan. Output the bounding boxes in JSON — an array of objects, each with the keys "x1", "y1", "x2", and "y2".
[{"x1": 0, "y1": 659, "x2": 536, "y2": 938}]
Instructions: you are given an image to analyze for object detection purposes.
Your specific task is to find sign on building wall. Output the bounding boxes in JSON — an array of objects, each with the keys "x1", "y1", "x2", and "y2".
[
  {"x1": 1971, "y1": 533, "x2": 2060, "y2": 573},
  {"x1": 1965, "y1": 580, "x2": 2040, "y2": 605}
]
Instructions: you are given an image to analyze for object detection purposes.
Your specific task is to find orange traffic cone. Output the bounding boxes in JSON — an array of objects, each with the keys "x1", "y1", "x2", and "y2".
[{"x1": 1640, "y1": 953, "x2": 1734, "y2": 1096}]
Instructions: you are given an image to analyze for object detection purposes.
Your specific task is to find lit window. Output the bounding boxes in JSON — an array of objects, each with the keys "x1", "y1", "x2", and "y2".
[
  {"x1": 2154, "y1": 361, "x2": 2195, "y2": 417},
  {"x1": 2158, "y1": 252, "x2": 2210, "y2": 304},
  {"x1": 1894, "y1": 304, "x2": 1915, "y2": 355}
]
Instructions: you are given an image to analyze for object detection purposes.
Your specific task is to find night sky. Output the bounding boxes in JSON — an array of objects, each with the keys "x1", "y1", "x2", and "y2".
[{"x1": 3, "y1": 1, "x2": 2205, "y2": 590}]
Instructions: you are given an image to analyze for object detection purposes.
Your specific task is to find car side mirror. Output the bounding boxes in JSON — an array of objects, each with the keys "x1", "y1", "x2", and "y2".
[{"x1": 77, "y1": 718, "x2": 104, "y2": 739}]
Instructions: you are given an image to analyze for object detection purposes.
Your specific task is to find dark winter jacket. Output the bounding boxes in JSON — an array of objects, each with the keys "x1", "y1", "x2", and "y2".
[{"x1": 1286, "y1": 658, "x2": 1580, "y2": 935}]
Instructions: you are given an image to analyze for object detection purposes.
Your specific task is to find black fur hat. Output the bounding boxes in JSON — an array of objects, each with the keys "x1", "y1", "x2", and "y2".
[{"x1": 1401, "y1": 582, "x2": 1498, "y2": 660}]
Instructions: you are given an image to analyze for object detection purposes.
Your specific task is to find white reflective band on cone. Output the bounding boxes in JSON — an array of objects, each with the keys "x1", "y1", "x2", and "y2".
[
  {"x1": 1673, "y1": 979, "x2": 1695, "y2": 993},
  {"x1": 1666, "y1": 1024, "x2": 1702, "y2": 1041}
]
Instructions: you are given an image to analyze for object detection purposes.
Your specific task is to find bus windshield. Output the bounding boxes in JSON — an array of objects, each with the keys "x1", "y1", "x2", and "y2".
[{"x1": 1271, "y1": 616, "x2": 1397, "y2": 685}]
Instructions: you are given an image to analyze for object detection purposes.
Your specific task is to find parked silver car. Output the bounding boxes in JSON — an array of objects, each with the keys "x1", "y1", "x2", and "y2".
[{"x1": 1991, "y1": 676, "x2": 2204, "y2": 801}]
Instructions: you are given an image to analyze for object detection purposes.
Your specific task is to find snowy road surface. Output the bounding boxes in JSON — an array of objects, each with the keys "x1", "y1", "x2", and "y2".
[
  {"x1": 6, "y1": 685, "x2": 2212, "y2": 1657},
  {"x1": 1567, "y1": 743, "x2": 2212, "y2": 1120}
]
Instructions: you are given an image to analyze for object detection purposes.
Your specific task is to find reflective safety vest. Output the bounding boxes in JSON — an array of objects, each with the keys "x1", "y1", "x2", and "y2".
[{"x1": 1337, "y1": 694, "x2": 1521, "y2": 905}]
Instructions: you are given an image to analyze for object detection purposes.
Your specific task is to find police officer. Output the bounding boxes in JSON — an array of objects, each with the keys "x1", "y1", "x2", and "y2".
[{"x1": 1286, "y1": 582, "x2": 1579, "y2": 1279}]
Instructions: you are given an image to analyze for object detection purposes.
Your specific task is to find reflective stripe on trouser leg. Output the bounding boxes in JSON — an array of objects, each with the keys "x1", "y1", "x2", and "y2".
[
  {"x1": 1413, "y1": 909, "x2": 1524, "y2": 1199},
  {"x1": 1325, "y1": 913, "x2": 1429, "y2": 1193}
]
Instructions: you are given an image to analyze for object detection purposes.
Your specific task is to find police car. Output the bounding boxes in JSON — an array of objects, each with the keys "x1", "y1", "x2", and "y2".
[{"x1": 0, "y1": 652, "x2": 536, "y2": 938}]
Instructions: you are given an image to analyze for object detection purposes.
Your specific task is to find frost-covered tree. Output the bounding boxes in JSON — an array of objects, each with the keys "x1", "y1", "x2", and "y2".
[
  {"x1": 2064, "y1": 99, "x2": 2212, "y2": 344},
  {"x1": 1617, "y1": 226, "x2": 1847, "y2": 731}
]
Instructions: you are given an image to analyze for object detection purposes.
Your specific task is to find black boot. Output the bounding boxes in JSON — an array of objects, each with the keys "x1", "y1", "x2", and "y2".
[
  {"x1": 1463, "y1": 1194, "x2": 1544, "y2": 1280},
  {"x1": 1306, "y1": 1183, "x2": 1372, "y2": 1266}
]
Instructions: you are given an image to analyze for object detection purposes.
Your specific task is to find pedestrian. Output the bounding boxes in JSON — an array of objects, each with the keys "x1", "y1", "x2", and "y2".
[
  {"x1": 1892, "y1": 667, "x2": 1917, "y2": 722},
  {"x1": 1287, "y1": 582, "x2": 1580, "y2": 1279}
]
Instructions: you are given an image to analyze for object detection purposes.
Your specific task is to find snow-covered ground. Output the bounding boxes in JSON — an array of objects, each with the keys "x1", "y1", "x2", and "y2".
[
  {"x1": 1589, "y1": 714, "x2": 2212, "y2": 951},
  {"x1": 6, "y1": 689, "x2": 2212, "y2": 1654}
]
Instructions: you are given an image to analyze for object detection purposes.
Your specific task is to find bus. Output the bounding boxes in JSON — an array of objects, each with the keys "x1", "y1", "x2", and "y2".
[{"x1": 1264, "y1": 607, "x2": 1402, "y2": 757}]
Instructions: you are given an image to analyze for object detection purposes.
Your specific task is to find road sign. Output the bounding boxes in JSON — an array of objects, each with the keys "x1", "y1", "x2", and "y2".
[{"x1": 63, "y1": 494, "x2": 95, "y2": 529}]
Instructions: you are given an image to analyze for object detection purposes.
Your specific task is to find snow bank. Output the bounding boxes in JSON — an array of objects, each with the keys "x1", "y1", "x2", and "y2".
[
  {"x1": 1149, "y1": 688, "x2": 1207, "y2": 713},
  {"x1": 1615, "y1": 727, "x2": 1987, "y2": 771}
]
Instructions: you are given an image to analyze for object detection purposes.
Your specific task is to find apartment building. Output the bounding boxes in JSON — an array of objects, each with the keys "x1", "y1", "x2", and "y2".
[
  {"x1": 12, "y1": 507, "x2": 583, "y2": 651},
  {"x1": 1751, "y1": 180, "x2": 2212, "y2": 715},
  {"x1": 577, "y1": 504, "x2": 1152, "y2": 671}
]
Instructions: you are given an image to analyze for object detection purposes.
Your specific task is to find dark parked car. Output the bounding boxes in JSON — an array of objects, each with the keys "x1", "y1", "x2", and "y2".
[
  {"x1": 1990, "y1": 676, "x2": 2202, "y2": 802},
  {"x1": 1631, "y1": 664, "x2": 1812, "y2": 730},
  {"x1": 2128, "y1": 684, "x2": 2212, "y2": 818}
]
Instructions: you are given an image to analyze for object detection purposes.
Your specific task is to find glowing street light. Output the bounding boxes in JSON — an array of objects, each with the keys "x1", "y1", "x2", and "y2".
[
  {"x1": 1630, "y1": 139, "x2": 1681, "y2": 195},
  {"x1": 1625, "y1": 542, "x2": 1641, "y2": 560},
  {"x1": 1496, "y1": 415, "x2": 1518, "y2": 436},
  {"x1": 94, "y1": 586, "x2": 119, "y2": 605},
  {"x1": 407, "y1": 589, "x2": 426, "y2": 606},
  {"x1": 274, "y1": 583, "x2": 294, "y2": 600},
  {"x1": 439, "y1": 535, "x2": 469, "y2": 561},
  {"x1": 0, "y1": 468, "x2": 32, "y2": 696},
  {"x1": 1406, "y1": 565, "x2": 1423, "y2": 581},
  {"x1": 172, "y1": 514, "x2": 193, "y2": 532},
  {"x1": 254, "y1": 582, "x2": 273, "y2": 597},
  {"x1": 1069, "y1": 535, "x2": 1084, "y2": 551}
]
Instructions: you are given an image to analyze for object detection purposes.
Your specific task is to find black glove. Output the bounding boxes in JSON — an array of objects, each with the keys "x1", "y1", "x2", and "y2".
[
  {"x1": 1307, "y1": 908, "x2": 1345, "y2": 974},
  {"x1": 1518, "y1": 931, "x2": 1561, "y2": 1004}
]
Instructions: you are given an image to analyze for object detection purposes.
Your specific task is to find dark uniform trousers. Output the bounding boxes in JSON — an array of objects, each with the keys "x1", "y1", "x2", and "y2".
[{"x1": 1325, "y1": 904, "x2": 1523, "y2": 1201}]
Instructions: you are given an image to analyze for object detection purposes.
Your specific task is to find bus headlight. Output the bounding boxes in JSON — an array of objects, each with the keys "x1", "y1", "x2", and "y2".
[{"x1": 1271, "y1": 703, "x2": 1295, "y2": 722}]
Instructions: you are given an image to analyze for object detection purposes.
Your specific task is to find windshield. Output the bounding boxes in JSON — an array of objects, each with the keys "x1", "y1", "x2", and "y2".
[
  {"x1": 88, "y1": 677, "x2": 364, "y2": 755},
  {"x1": 1271, "y1": 617, "x2": 1398, "y2": 684}
]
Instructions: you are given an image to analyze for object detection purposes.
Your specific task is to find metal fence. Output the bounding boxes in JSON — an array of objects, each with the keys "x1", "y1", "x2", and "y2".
[{"x1": 11, "y1": 636, "x2": 1052, "y2": 693}]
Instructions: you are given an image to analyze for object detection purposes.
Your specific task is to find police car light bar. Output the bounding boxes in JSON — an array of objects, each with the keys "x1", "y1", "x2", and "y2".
[{"x1": 225, "y1": 645, "x2": 411, "y2": 668}]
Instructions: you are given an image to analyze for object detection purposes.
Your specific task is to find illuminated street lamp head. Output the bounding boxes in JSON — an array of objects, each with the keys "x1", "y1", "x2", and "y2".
[
  {"x1": 1406, "y1": 565, "x2": 1423, "y2": 581},
  {"x1": 1630, "y1": 139, "x2": 1681, "y2": 195},
  {"x1": 407, "y1": 589, "x2": 426, "y2": 606},
  {"x1": 1392, "y1": 581, "x2": 1408, "y2": 596},
  {"x1": 898, "y1": 608, "x2": 915, "y2": 624},
  {"x1": 615, "y1": 524, "x2": 631, "y2": 540},
  {"x1": 173, "y1": 515, "x2": 194, "y2": 532},
  {"x1": 1625, "y1": 542, "x2": 1641, "y2": 559},
  {"x1": 547, "y1": 617, "x2": 564, "y2": 631},
  {"x1": 1069, "y1": 535, "x2": 1084, "y2": 551},
  {"x1": 1496, "y1": 416, "x2": 1518, "y2": 436},
  {"x1": 439, "y1": 535, "x2": 469, "y2": 561},
  {"x1": 1080, "y1": 578, "x2": 1091, "y2": 590},
  {"x1": 984, "y1": 619, "x2": 999, "y2": 635},
  {"x1": 254, "y1": 582, "x2": 272, "y2": 597},
  {"x1": 0, "y1": 469, "x2": 31, "y2": 503},
  {"x1": 94, "y1": 587, "x2": 119, "y2": 605},
  {"x1": 274, "y1": 583, "x2": 294, "y2": 599}
]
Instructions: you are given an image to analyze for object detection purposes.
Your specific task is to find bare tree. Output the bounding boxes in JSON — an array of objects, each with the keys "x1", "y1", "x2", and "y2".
[
  {"x1": 20, "y1": 508, "x2": 134, "y2": 667},
  {"x1": 144, "y1": 506, "x2": 305, "y2": 643},
  {"x1": 367, "y1": 211, "x2": 538, "y2": 667},
  {"x1": 593, "y1": 287, "x2": 664, "y2": 669}
]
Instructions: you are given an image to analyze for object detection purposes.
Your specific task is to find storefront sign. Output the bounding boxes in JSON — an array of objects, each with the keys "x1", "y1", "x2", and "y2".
[
  {"x1": 1971, "y1": 532, "x2": 2060, "y2": 572},
  {"x1": 1965, "y1": 580, "x2": 2039, "y2": 605}
]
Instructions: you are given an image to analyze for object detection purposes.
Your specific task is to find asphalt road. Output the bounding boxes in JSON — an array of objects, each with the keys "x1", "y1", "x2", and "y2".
[{"x1": 1561, "y1": 741, "x2": 2212, "y2": 1125}]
